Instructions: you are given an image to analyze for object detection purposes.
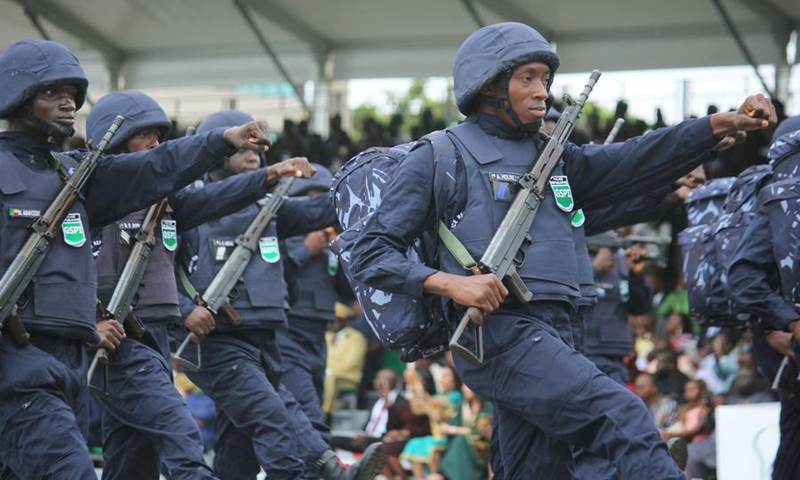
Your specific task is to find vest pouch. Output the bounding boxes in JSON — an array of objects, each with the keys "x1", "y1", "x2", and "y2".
[
  {"x1": 685, "y1": 177, "x2": 735, "y2": 227},
  {"x1": 32, "y1": 281, "x2": 96, "y2": 329},
  {"x1": 241, "y1": 251, "x2": 286, "y2": 309},
  {"x1": 313, "y1": 286, "x2": 337, "y2": 311},
  {"x1": 760, "y1": 178, "x2": 800, "y2": 306}
]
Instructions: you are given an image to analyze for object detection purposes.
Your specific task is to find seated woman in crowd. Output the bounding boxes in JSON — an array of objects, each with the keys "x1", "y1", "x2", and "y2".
[
  {"x1": 381, "y1": 368, "x2": 433, "y2": 480},
  {"x1": 401, "y1": 365, "x2": 463, "y2": 480},
  {"x1": 428, "y1": 383, "x2": 493, "y2": 480},
  {"x1": 663, "y1": 379, "x2": 712, "y2": 443}
]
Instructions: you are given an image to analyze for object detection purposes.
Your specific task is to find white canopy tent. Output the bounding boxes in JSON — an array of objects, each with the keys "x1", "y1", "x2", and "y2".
[{"x1": 1, "y1": 0, "x2": 797, "y2": 130}]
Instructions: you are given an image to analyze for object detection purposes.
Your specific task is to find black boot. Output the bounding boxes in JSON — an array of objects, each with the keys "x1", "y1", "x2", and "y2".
[
  {"x1": 315, "y1": 442, "x2": 386, "y2": 480},
  {"x1": 667, "y1": 437, "x2": 688, "y2": 471}
]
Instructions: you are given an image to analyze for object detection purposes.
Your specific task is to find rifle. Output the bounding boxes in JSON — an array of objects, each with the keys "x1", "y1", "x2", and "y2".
[
  {"x1": 604, "y1": 118, "x2": 625, "y2": 144},
  {"x1": 87, "y1": 199, "x2": 168, "y2": 396},
  {"x1": 449, "y1": 71, "x2": 601, "y2": 367},
  {"x1": 174, "y1": 176, "x2": 296, "y2": 371},
  {"x1": 584, "y1": 231, "x2": 670, "y2": 268},
  {"x1": 0, "y1": 116, "x2": 125, "y2": 345}
]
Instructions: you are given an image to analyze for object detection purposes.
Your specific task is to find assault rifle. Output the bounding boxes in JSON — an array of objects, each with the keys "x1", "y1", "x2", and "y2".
[
  {"x1": 449, "y1": 71, "x2": 601, "y2": 367},
  {"x1": 87, "y1": 199, "x2": 168, "y2": 397},
  {"x1": 585, "y1": 231, "x2": 670, "y2": 268},
  {"x1": 0, "y1": 116, "x2": 125, "y2": 345},
  {"x1": 604, "y1": 118, "x2": 625, "y2": 144},
  {"x1": 174, "y1": 176, "x2": 296, "y2": 371}
]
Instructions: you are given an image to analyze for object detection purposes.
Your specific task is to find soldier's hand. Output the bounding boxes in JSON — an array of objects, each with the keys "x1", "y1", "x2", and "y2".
[
  {"x1": 766, "y1": 330, "x2": 795, "y2": 360},
  {"x1": 96, "y1": 319, "x2": 125, "y2": 352},
  {"x1": 787, "y1": 320, "x2": 800, "y2": 345},
  {"x1": 304, "y1": 230, "x2": 329, "y2": 255},
  {"x1": 710, "y1": 94, "x2": 777, "y2": 140},
  {"x1": 185, "y1": 306, "x2": 216, "y2": 341},
  {"x1": 266, "y1": 157, "x2": 316, "y2": 185},
  {"x1": 625, "y1": 244, "x2": 649, "y2": 275},
  {"x1": 223, "y1": 120, "x2": 272, "y2": 152},
  {"x1": 592, "y1": 247, "x2": 615, "y2": 272},
  {"x1": 449, "y1": 274, "x2": 508, "y2": 315}
]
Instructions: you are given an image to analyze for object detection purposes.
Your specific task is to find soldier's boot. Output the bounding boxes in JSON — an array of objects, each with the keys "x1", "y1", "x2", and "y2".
[
  {"x1": 667, "y1": 437, "x2": 688, "y2": 471},
  {"x1": 315, "y1": 442, "x2": 386, "y2": 480}
]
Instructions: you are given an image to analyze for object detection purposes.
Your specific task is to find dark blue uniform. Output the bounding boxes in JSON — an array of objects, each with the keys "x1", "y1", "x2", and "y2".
[
  {"x1": 177, "y1": 187, "x2": 338, "y2": 480},
  {"x1": 727, "y1": 115, "x2": 800, "y2": 480},
  {"x1": 0, "y1": 128, "x2": 235, "y2": 479},
  {"x1": 349, "y1": 22, "x2": 721, "y2": 476},
  {"x1": 275, "y1": 165, "x2": 338, "y2": 443}
]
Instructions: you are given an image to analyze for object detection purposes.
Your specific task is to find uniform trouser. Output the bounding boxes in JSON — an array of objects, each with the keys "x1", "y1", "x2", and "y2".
[
  {"x1": 186, "y1": 329, "x2": 329, "y2": 480},
  {"x1": 451, "y1": 301, "x2": 683, "y2": 480},
  {"x1": 0, "y1": 334, "x2": 96, "y2": 480},
  {"x1": 276, "y1": 316, "x2": 331, "y2": 442},
  {"x1": 95, "y1": 323, "x2": 217, "y2": 480}
]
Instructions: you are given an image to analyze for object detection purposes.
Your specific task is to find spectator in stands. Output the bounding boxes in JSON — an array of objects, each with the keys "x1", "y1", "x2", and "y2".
[
  {"x1": 655, "y1": 348, "x2": 690, "y2": 402},
  {"x1": 322, "y1": 302, "x2": 368, "y2": 416},
  {"x1": 663, "y1": 379, "x2": 711, "y2": 443},
  {"x1": 727, "y1": 367, "x2": 775, "y2": 405},
  {"x1": 431, "y1": 383, "x2": 493, "y2": 480},
  {"x1": 330, "y1": 369, "x2": 401, "y2": 453},
  {"x1": 401, "y1": 365, "x2": 463, "y2": 480},
  {"x1": 324, "y1": 113, "x2": 354, "y2": 168},
  {"x1": 387, "y1": 113, "x2": 408, "y2": 145},
  {"x1": 711, "y1": 330, "x2": 739, "y2": 394},
  {"x1": 665, "y1": 311, "x2": 695, "y2": 353},
  {"x1": 634, "y1": 372, "x2": 678, "y2": 432},
  {"x1": 381, "y1": 368, "x2": 433, "y2": 480}
]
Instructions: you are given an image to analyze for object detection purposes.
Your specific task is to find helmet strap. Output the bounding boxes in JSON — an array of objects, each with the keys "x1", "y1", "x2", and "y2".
[{"x1": 23, "y1": 104, "x2": 74, "y2": 144}]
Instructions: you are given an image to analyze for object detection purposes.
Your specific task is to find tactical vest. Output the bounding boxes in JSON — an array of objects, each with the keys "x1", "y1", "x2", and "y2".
[
  {"x1": 189, "y1": 201, "x2": 289, "y2": 330},
  {"x1": 438, "y1": 123, "x2": 580, "y2": 301},
  {"x1": 760, "y1": 178, "x2": 800, "y2": 309},
  {"x1": 285, "y1": 236, "x2": 338, "y2": 322},
  {"x1": 0, "y1": 151, "x2": 97, "y2": 342},
  {"x1": 95, "y1": 205, "x2": 180, "y2": 321},
  {"x1": 584, "y1": 249, "x2": 632, "y2": 356},
  {"x1": 572, "y1": 221, "x2": 597, "y2": 307}
]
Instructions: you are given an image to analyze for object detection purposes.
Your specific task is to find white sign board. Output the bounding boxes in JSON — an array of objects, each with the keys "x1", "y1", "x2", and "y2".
[{"x1": 716, "y1": 402, "x2": 780, "y2": 480}]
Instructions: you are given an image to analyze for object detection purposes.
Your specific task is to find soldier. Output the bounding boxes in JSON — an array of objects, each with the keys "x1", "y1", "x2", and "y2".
[
  {"x1": 727, "y1": 114, "x2": 800, "y2": 480},
  {"x1": 0, "y1": 40, "x2": 270, "y2": 479},
  {"x1": 176, "y1": 110, "x2": 385, "y2": 480},
  {"x1": 278, "y1": 164, "x2": 339, "y2": 442},
  {"x1": 349, "y1": 22, "x2": 775, "y2": 478},
  {"x1": 86, "y1": 90, "x2": 310, "y2": 480}
]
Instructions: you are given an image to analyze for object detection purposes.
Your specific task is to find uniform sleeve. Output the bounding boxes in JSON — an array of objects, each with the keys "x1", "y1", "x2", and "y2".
[
  {"x1": 348, "y1": 143, "x2": 440, "y2": 297},
  {"x1": 726, "y1": 210, "x2": 799, "y2": 331},
  {"x1": 565, "y1": 118, "x2": 719, "y2": 210},
  {"x1": 276, "y1": 195, "x2": 339, "y2": 239},
  {"x1": 285, "y1": 236, "x2": 316, "y2": 269},
  {"x1": 85, "y1": 128, "x2": 235, "y2": 227},
  {"x1": 584, "y1": 185, "x2": 673, "y2": 236},
  {"x1": 169, "y1": 169, "x2": 269, "y2": 232}
]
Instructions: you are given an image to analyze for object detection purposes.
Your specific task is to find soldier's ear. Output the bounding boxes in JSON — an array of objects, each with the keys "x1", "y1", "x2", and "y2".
[{"x1": 480, "y1": 81, "x2": 499, "y2": 97}]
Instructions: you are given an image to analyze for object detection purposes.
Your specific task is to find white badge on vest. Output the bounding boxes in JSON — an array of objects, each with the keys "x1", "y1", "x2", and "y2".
[
  {"x1": 259, "y1": 237, "x2": 280, "y2": 263},
  {"x1": 161, "y1": 219, "x2": 178, "y2": 251},
  {"x1": 62, "y1": 212, "x2": 86, "y2": 247},
  {"x1": 549, "y1": 176, "x2": 574, "y2": 213}
]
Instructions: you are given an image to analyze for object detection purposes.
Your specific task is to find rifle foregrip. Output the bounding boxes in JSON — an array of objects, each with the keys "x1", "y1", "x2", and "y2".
[
  {"x1": 219, "y1": 302, "x2": 242, "y2": 327},
  {"x1": 505, "y1": 270, "x2": 532, "y2": 304},
  {"x1": 7, "y1": 315, "x2": 30, "y2": 345},
  {"x1": 124, "y1": 311, "x2": 146, "y2": 339}
]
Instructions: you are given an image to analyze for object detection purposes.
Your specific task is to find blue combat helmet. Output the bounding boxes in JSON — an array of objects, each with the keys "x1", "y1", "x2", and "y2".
[
  {"x1": 0, "y1": 39, "x2": 89, "y2": 141},
  {"x1": 453, "y1": 22, "x2": 560, "y2": 133},
  {"x1": 86, "y1": 90, "x2": 172, "y2": 152}
]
